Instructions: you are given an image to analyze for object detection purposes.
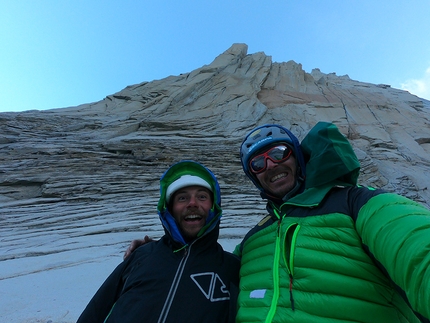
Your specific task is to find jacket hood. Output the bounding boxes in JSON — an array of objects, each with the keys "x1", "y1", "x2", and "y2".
[
  {"x1": 286, "y1": 122, "x2": 361, "y2": 206},
  {"x1": 157, "y1": 160, "x2": 222, "y2": 246},
  {"x1": 301, "y1": 122, "x2": 360, "y2": 188}
]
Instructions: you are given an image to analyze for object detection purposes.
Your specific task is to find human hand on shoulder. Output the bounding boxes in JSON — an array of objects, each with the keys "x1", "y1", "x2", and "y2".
[{"x1": 123, "y1": 235, "x2": 154, "y2": 260}]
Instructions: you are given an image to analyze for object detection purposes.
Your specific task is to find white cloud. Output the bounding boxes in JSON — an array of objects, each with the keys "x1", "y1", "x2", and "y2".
[{"x1": 401, "y1": 67, "x2": 430, "y2": 100}]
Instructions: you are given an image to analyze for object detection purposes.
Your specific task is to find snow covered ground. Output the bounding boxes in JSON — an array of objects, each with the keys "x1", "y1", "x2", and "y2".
[
  {"x1": 1, "y1": 196, "x2": 260, "y2": 323},
  {"x1": 1, "y1": 235, "x2": 241, "y2": 323}
]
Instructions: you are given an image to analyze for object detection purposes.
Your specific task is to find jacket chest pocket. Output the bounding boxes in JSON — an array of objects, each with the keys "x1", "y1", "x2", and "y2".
[{"x1": 281, "y1": 222, "x2": 300, "y2": 276}]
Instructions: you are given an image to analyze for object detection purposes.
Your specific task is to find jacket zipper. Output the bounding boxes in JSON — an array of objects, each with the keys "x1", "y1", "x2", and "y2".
[
  {"x1": 157, "y1": 246, "x2": 191, "y2": 323},
  {"x1": 265, "y1": 215, "x2": 300, "y2": 322},
  {"x1": 157, "y1": 215, "x2": 217, "y2": 322},
  {"x1": 265, "y1": 220, "x2": 282, "y2": 323}
]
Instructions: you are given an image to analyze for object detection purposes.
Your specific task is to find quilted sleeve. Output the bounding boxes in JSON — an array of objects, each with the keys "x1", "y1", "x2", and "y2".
[{"x1": 356, "y1": 193, "x2": 430, "y2": 320}]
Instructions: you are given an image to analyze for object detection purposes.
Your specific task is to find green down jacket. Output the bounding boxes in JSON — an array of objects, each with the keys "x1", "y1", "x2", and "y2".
[{"x1": 234, "y1": 122, "x2": 430, "y2": 323}]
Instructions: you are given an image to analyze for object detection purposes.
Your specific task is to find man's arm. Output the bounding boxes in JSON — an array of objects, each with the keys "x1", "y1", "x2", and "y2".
[
  {"x1": 123, "y1": 235, "x2": 154, "y2": 260},
  {"x1": 357, "y1": 193, "x2": 430, "y2": 320}
]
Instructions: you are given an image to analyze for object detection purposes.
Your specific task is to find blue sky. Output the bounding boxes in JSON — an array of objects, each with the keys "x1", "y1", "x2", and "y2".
[{"x1": 1, "y1": 1, "x2": 430, "y2": 112}]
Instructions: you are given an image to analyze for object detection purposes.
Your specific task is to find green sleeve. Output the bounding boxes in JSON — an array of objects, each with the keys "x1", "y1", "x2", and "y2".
[{"x1": 356, "y1": 193, "x2": 430, "y2": 320}]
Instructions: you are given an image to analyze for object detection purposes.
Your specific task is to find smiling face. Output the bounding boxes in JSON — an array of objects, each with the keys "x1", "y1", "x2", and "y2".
[
  {"x1": 255, "y1": 154, "x2": 298, "y2": 199},
  {"x1": 170, "y1": 185, "x2": 213, "y2": 241}
]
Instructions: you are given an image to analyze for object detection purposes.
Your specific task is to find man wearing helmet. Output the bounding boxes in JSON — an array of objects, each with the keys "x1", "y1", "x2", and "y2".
[
  {"x1": 239, "y1": 124, "x2": 307, "y2": 201},
  {"x1": 235, "y1": 121, "x2": 430, "y2": 322}
]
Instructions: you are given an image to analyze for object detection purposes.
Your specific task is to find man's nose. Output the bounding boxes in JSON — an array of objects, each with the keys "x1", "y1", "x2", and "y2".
[
  {"x1": 265, "y1": 158, "x2": 277, "y2": 170},
  {"x1": 187, "y1": 196, "x2": 198, "y2": 207}
]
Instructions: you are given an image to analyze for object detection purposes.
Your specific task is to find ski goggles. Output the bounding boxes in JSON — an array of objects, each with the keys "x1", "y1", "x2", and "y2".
[{"x1": 249, "y1": 144, "x2": 293, "y2": 174}]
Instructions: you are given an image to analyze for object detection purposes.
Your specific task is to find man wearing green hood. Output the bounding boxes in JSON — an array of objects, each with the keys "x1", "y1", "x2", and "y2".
[
  {"x1": 78, "y1": 160, "x2": 240, "y2": 323},
  {"x1": 236, "y1": 121, "x2": 430, "y2": 322}
]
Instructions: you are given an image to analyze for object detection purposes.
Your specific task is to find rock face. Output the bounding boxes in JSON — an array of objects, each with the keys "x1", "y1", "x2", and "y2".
[
  {"x1": 0, "y1": 44, "x2": 430, "y2": 202},
  {"x1": 1, "y1": 42, "x2": 430, "y2": 269}
]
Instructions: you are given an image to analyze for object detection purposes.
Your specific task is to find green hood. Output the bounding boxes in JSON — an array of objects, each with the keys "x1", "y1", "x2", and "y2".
[{"x1": 289, "y1": 122, "x2": 360, "y2": 206}]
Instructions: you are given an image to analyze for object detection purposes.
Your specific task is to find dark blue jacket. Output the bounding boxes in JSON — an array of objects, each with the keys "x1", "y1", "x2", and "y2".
[{"x1": 77, "y1": 221, "x2": 240, "y2": 323}]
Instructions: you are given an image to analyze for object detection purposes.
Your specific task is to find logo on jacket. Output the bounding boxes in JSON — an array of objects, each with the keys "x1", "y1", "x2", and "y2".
[{"x1": 190, "y1": 272, "x2": 230, "y2": 301}]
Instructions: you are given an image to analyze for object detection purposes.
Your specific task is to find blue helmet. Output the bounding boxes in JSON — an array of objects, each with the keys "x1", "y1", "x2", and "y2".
[{"x1": 240, "y1": 124, "x2": 306, "y2": 199}]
